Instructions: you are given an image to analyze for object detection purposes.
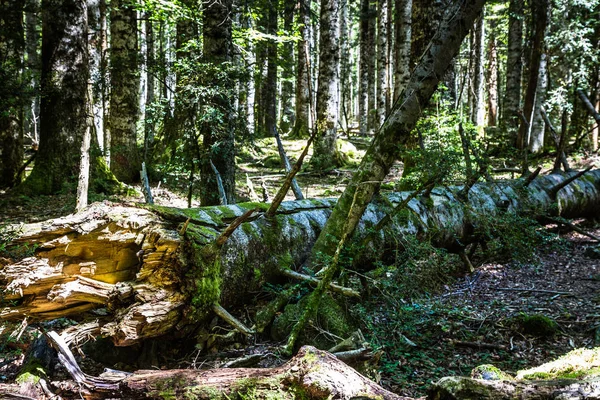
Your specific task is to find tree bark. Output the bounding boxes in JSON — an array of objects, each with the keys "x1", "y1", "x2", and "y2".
[
  {"x1": 376, "y1": 0, "x2": 389, "y2": 128},
  {"x1": 20, "y1": 0, "x2": 88, "y2": 194},
  {"x1": 2, "y1": 171, "x2": 600, "y2": 346},
  {"x1": 201, "y1": 0, "x2": 236, "y2": 205},
  {"x1": 486, "y1": 17, "x2": 498, "y2": 127},
  {"x1": 529, "y1": 51, "x2": 548, "y2": 153},
  {"x1": 0, "y1": 0, "x2": 25, "y2": 189},
  {"x1": 358, "y1": 0, "x2": 371, "y2": 136},
  {"x1": 280, "y1": 0, "x2": 295, "y2": 134},
  {"x1": 53, "y1": 345, "x2": 410, "y2": 400},
  {"x1": 291, "y1": 0, "x2": 311, "y2": 138},
  {"x1": 502, "y1": 0, "x2": 523, "y2": 143},
  {"x1": 472, "y1": 13, "x2": 485, "y2": 128},
  {"x1": 517, "y1": 0, "x2": 549, "y2": 150},
  {"x1": 310, "y1": 0, "x2": 342, "y2": 169},
  {"x1": 109, "y1": 0, "x2": 141, "y2": 183},
  {"x1": 393, "y1": 0, "x2": 412, "y2": 102}
]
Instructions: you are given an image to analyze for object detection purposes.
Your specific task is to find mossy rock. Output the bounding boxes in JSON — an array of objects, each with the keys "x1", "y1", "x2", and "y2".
[
  {"x1": 517, "y1": 347, "x2": 600, "y2": 380},
  {"x1": 271, "y1": 294, "x2": 353, "y2": 349},
  {"x1": 470, "y1": 364, "x2": 514, "y2": 381},
  {"x1": 511, "y1": 313, "x2": 558, "y2": 338}
]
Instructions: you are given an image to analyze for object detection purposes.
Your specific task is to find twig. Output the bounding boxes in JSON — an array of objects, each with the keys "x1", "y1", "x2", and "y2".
[
  {"x1": 280, "y1": 268, "x2": 360, "y2": 298},
  {"x1": 215, "y1": 208, "x2": 257, "y2": 247},
  {"x1": 451, "y1": 340, "x2": 508, "y2": 351},
  {"x1": 490, "y1": 286, "x2": 575, "y2": 297},
  {"x1": 523, "y1": 166, "x2": 542, "y2": 187},
  {"x1": 544, "y1": 216, "x2": 600, "y2": 242},
  {"x1": 210, "y1": 160, "x2": 227, "y2": 205},
  {"x1": 212, "y1": 303, "x2": 254, "y2": 336},
  {"x1": 274, "y1": 126, "x2": 304, "y2": 200},
  {"x1": 266, "y1": 127, "x2": 318, "y2": 218}
]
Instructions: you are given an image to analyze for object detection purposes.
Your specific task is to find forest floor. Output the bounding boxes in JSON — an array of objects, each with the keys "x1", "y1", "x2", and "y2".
[{"x1": 0, "y1": 138, "x2": 599, "y2": 398}]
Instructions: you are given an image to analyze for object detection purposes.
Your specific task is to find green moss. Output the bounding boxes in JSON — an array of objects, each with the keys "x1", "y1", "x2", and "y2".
[
  {"x1": 184, "y1": 385, "x2": 225, "y2": 399},
  {"x1": 511, "y1": 313, "x2": 558, "y2": 337},
  {"x1": 517, "y1": 347, "x2": 600, "y2": 380},
  {"x1": 272, "y1": 294, "x2": 352, "y2": 349},
  {"x1": 16, "y1": 360, "x2": 46, "y2": 385},
  {"x1": 470, "y1": 364, "x2": 514, "y2": 381}
]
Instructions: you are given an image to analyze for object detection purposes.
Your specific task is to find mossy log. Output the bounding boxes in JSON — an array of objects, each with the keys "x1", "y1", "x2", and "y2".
[
  {"x1": 49, "y1": 344, "x2": 410, "y2": 399},
  {"x1": 1, "y1": 171, "x2": 600, "y2": 346}
]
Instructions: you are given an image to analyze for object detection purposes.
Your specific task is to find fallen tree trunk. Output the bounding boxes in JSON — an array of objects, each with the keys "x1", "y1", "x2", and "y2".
[
  {"x1": 1, "y1": 171, "x2": 600, "y2": 346},
  {"x1": 429, "y1": 376, "x2": 600, "y2": 399},
  {"x1": 46, "y1": 341, "x2": 410, "y2": 400}
]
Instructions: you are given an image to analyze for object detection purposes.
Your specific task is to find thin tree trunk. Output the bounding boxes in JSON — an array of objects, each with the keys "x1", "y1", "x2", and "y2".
[
  {"x1": 291, "y1": 0, "x2": 311, "y2": 138},
  {"x1": 144, "y1": 13, "x2": 155, "y2": 163},
  {"x1": 472, "y1": 13, "x2": 485, "y2": 128},
  {"x1": 264, "y1": 0, "x2": 278, "y2": 136},
  {"x1": 487, "y1": 17, "x2": 498, "y2": 127},
  {"x1": 366, "y1": 1, "x2": 376, "y2": 134},
  {"x1": 339, "y1": 0, "x2": 351, "y2": 134},
  {"x1": 358, "y1": 0, "x2": 370, "y2": 136},
  {"x1": 280, "y1": 0, "x2": 295, "y2": 133},
  {"x1": 393, "y1": 0, "x2": 411, "y2": 102},
  {"x1": 376, "y1": 0, "x2": 389, "y2": 128},
  {"x1": 502, "y1": 0, "x2": 523, "y2": 144},
  {"x1": 517, "y1": 0, "x2": 549, "y2": 151},
  {"x1": 24, "y1": 0, "x2": 41, "y2": 147},
  {"x1": 109, "y1": 0, "x2": 141, "y2": 182},
  {"x1": 310, "y1": 0, "x2": 342, "y2": 169},
  {"x1": 529, "y1": 51, "x2": 548, "y2": 153}
]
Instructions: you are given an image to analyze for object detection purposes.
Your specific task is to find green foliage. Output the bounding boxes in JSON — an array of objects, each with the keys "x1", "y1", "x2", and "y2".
[{"x1": 510, "y1": 313, "x2": 559, "y2": 338}]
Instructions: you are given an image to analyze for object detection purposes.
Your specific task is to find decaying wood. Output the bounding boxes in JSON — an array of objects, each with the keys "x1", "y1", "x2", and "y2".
[
  {"x1": 1, "y1": 171, "x2": 600, "y2": 347},
  {"x1": 429, "y1": 375, "x2": 600, "y2": 400},
  {"x1": 47, "y1": 339, "x2": 410, "y2": 400}
]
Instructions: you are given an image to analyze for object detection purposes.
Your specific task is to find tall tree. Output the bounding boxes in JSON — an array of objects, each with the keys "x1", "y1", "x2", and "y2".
[
  {"x1": 339, "y1": 0, "x2": 351, "y2": 133},
  {"x1": 487, "y1": 15, "x2": 498, "y2": 127},
  {"x1": 24, "y1": 0, "x2": 41, "y2": 146},
  {"x1": 472, "y1": 13, "x2": 485, "y2": 128},
  {"x1": 280, "y1": 0, "x2": 295, "y2": 133},
  {"x1": 200, "y1": 0, "x2": 236, "y2": 205},
  {"x1": 376, "y1": 0, "x2": 389, "y2": 127},
  {"x1": 291, "y1": 0, "x2": 311, "y2": 138},
  {"x1": 21, "y1": 0, "x2": 88, "y2": 194},
  {"x1": 529, "y1": 51, "x2": 548, "y2": 153},
  {"x1": 366, "y1": 0, "x2": 376, "y2": 134},
  {"x1": 109, "y1": 0, "x2": 141, "y2": 182},
  {"x1": 502, "y1": 0, "x2": 523, "y2": 142},
  {"x1": 517, "y1": 0, "x2": 549, "y2": 151},
  {"x1": 358, "y1": 0, "x2": 370, "y2": 136},
  {"x1": 393, "y1": 0, "x2": 411, "y2": 101},
  {"x1": 311, "y1": 0, "x2": 342, "y2": 169},
  {"x1": 0, "y1": 0, "x2": 25, "y2": 188}
]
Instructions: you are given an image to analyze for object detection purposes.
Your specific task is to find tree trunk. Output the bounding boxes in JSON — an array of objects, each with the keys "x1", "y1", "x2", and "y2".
[
  {"x1": 280, "y1": 0, "x2": 295, "y2": 134},
  {"x1": 393, "y1": 0, "x2": 411, "y2": 102},
  {"x1": 472, "y1": 13, "x2": 485, "y2": 128},
  {"x1": 144, "y1": 12, "x2": 155, "y2": 163},
  {"x1": 310, "y1": 0, "x2": 342, "y2": 169},
  {"x1": 529, "y1": 51, "x2": 548, "y2": 153},
  {"x1": 109, "y1": 0, "x2": 141, "y2": 183},
  {"x1": 53, "y1": 345, "x2": 410, "y2": 400},
  {"x1": 517, "y1": 0, "x2": 549, "y2": 150},
  {"x1": 0, "y1": 0, "x2": 25, "y2": 189},
  {"x1": 2, "y1": 171, "x2": 600, "y2": 346},
  {"x1": 358, "y1": 0, "x2": 371, "y2": 136},
  {"x1": 24, "y1": 0, "x2": 41, "y2": 148},
  {"x1": 376, "y1": 0, "x2": 389, "y2": 128},
  {"x1": 201, "y1": 0, "x2": 236, "y2": 205},
  {"x1": 502, "y1": 0, "x2": 523, "y2": 144},
  {"x1": 20, "y1": 0, "x2": 88, "y2": 195},
  {"x1": 291, "y1": 0, "x2": 311, "y2": 138},
  {"x1": 367, "y1": 1, "x2": 377, "y2": 135},
  {"x1": 339, "y1": 0, "x2": 351, "y2": 134},
  {"x1": 487, "y1": 17, "x2": 498, "y2": 127}
]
